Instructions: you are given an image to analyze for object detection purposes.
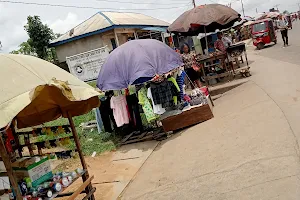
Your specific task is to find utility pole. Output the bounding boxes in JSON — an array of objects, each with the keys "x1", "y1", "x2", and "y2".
[
  {"x1": 240, "y1": 0, "x2": 245, "y2": 17},
  {"x1": 192, "y1": 0, "x2": 196, "y2": 8},
  {"x1": 256, "y1": 8, "x2": 258, "y2": 13}
]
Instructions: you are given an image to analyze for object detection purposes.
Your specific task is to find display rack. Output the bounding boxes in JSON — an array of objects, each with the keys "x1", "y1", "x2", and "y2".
[{"x1": 0, "y1": 112, "x2": 96, "y2": 200}]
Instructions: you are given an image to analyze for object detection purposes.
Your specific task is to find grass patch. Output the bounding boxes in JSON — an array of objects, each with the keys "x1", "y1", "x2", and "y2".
[{"x1": 36, "y1": 110, "x2": 120, "y2": 156}]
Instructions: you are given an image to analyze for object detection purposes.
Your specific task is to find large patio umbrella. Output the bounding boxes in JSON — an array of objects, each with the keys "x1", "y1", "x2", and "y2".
[
  {"x1": 0, "y1": 54, "x2": 100, "y2": 128},
  {"x1": 168, "y1": 4, "x2": 240, "y2": 35},
  {"x1": 97, "y1": 39, "x2": 183, "y2": 91}
]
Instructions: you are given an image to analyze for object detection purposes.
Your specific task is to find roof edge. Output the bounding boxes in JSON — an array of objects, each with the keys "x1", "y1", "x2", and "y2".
[
  {"x1": 49, "y1": 25, "x2": 168, "y2": 47},
  {"x1": 98, "y1": 11, "x2": 114, "y2": 25}
]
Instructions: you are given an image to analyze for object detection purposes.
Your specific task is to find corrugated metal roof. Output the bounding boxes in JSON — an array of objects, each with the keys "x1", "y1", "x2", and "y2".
[{"x1": 50, "y1": 12, "x2": 170, "y2": 47}]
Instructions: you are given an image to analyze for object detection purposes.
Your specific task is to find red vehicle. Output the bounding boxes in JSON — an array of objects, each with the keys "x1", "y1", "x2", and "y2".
[{"x1": 251, "y1": 18, "x2": 277, "y2": 50}]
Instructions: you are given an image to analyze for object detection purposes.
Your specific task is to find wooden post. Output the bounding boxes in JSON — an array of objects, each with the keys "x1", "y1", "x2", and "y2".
[
  {"x1": 0, "y1": 130, "x2": 22, "y2": 200},
  {"x1": 114, "y1": 29, "x2": 120, "y2": 47},
  {"x1": 67, "y1": 112, "x2": 95, "y2": 200}
]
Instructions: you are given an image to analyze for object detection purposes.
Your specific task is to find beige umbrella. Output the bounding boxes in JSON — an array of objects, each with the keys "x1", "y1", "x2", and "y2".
[{"x1": 0, "y1": 54, "x2": 100, "y2": 129}]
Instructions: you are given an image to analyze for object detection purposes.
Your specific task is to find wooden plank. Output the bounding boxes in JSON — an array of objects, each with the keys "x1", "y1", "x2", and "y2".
[
  {"x1": 0, "y1": 131, "x2": 22, "y2": 200},
  {"x1": 67, "y1": 176, "x2": 94, "y2": 200},
  {"x1": 82, "y1": 187, "x2": 96, "y2": 200},
  {"x1": 19, "y1": 135, "x2": 74, "y2": 148},
  {"x1": 162, "y1": 105, "x2": 214, "y2": 132},
  {"x1": 67, "y1": 112, "x2": 95, "y2": 200}
]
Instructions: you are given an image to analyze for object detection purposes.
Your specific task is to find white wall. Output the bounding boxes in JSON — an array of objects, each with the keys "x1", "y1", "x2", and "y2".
[{"x1": 55, "y1": 28, "x2": 135, "y2": 63}]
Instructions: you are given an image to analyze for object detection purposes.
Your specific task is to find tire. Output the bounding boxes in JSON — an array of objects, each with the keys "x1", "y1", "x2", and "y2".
[
  {"x1": 257, "y1": 43, "x2": 264, "y2": 50},
  {"x1": 274, "y1": 40, "x2": 277, "y2": 44}
]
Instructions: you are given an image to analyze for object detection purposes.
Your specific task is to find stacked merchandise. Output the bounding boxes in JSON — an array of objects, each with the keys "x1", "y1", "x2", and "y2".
[{"x1": 10, "y1": 156, "x2": 84, "y2": 199}]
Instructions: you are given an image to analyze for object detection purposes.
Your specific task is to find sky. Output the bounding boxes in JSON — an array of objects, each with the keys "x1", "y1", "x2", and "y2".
[{"x1": 0, "y1": 0, "x2": 299, "y2": 53}]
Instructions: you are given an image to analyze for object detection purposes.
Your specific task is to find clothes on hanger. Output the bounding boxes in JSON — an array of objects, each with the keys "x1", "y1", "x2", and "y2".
[
  {"x1": 147, "y1": 87, "x2": 166, "y2": 115},
  {"x1": 167, "y1": 77, "x2": 180, "y2": 105},
  {"x1": 176, "y1": 70, "x2": 186, "y2": 101},
  {"x1": 99, "y1": 96, "x2": 116, "y2": 133},
  {"x1": 126, "y1": 94, "x2": 143, "y2": 131},
  {"x1": 110, "y1": 95, "x2": 130, "y2": 127},
  {"x1": 150, "y1": 79, "x2": 178, "y2": 108},
  {"x1": 138, "y1": 87, "x2": 158, "y2": 122}
]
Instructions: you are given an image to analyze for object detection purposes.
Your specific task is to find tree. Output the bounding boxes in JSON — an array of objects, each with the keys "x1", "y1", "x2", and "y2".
[
  {"x1": 24, "y1": 16, "x2": 54, "y2": 60},
  {"x1": 10, "y1": 40, "x2": 35, "y2": 55}
]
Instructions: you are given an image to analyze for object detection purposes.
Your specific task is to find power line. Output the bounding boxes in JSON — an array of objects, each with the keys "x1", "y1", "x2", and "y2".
[
  {"x1": 95, "y1": 0, "x2": 188, "y2": 5},
  {"x1": 0, "y1": 0, "x2": 186, "y2": 10}
]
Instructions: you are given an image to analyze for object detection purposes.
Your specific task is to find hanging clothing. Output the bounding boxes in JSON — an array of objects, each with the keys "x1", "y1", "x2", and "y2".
[
  {"x1": 138, "y1": 87, "x2": 158, "y2": 122},
  {"x1": 126, "y1": 94, "x2": 143, "y2": 131},
  {"x1": 147, "y1": 87, "x2": 166, "y2": 115},
  {"x1": 167, "y1": 77, "x2": 180, "y2": 105},
  {"x1": 150, "y1": 80, "x2": 178, "y2": 108},
  {"x1": 176, "y1": 70, "x2": 186, "y2": 101},
  {"x1": 99, "y1": 97, "x2": 116, "y2": 133},
  {"x1": 110, "y1": 95, "x2": 130, "y2": 127}
]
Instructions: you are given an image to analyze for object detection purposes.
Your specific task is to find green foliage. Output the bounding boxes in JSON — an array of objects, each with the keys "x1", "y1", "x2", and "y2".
[
  {"x1": 24, "y1": 16, "x2": 55, "y2": 60},
  {"x1": 10, "y1": 40, "x2": 36, "y2": 55}
]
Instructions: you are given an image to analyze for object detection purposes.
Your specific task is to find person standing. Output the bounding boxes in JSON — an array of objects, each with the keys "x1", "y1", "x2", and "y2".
[
  {"x1": 277, "y1": 15, "x2": 289, "y2": 47},
  {"x1": 180, "y1": 43, "x2": 202, "y2": 88},
  {"x1": 214, "y1": 32, "x2": 234, "y2": 69}
]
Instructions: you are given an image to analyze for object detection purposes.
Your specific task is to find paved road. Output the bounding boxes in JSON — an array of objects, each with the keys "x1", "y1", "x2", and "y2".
[
  {"x1": 255, "y1": 20, "x2": 300, "y2": 65},
  {"x1": 119, "y1": 22, "x2": 300, "y2": 200}
]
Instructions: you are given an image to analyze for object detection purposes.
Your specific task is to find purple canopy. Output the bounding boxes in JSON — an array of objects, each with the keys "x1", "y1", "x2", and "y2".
[{"x1": 97, "y1": 39, "x2": 183, "y2": 91}]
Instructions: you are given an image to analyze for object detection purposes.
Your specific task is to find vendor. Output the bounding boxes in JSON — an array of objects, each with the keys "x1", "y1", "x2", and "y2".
[
  {"x1": 180, "y1": 43, "x2": 202, "y2": 88},
  {"x1": 214, "y1": 32, "x2": 234, "y2": 69}
]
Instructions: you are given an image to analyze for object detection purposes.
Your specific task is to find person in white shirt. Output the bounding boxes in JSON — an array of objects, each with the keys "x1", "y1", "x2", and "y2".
[{"x1": 277, "y1": 15, "x2": 289, "y2": 47}]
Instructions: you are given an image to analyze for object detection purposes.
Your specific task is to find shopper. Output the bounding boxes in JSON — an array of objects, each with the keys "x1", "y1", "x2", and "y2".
[
  {"x1": 277, "y1": 15, "x2": 289, "y2": 47},
  {"x1": 180, "y1": 43, "x2": 202, "y2": 88}
]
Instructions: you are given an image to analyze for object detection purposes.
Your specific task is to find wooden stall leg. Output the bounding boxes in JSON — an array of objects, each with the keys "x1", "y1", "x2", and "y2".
[
  {"x1": 67, "y1": 112, "x2": 95, "y2": 200},
  {"x1": 244, "y1": 52, "x2": 249, "y2": 67},
  {"x1": 0, "y1": 132, "x2": 22, "y2": 200}
]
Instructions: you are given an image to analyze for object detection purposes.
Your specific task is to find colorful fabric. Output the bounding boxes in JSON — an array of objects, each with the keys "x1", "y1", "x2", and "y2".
[
  {"x1": 181, "y1": 52, "x2": 196, "y2": 69},
  {"x1": 110, "y1": 95, "x2": 130, "y2": 127},
  {"x1": 176, "y1": 71, "x2": 186, "y2": 101},
  {"x1": 168, "y1": 77, "x2": 180, "y2": 105},
  {"x1": 150, "y1": 80, "x2": 178, "y2": 108},
  {"x1": 138, "y1": 87, "x2": 158, "y2": 122},
  {"x1": 147, "y1": 88, "x2": 166, "y2": 115},
  {"x1": 214, "y1": 39, "x2": 226, "y2": 52}
]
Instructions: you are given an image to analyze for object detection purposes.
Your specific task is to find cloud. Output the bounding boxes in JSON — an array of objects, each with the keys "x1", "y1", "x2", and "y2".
[{"x1": 49, "y1": 12, "x2": 82, "y2": 34}]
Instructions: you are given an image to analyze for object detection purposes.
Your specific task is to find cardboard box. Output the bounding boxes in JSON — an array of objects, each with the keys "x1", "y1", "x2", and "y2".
[{"x1": 12, "y1": 157, "x2": 53, "y2": 187}]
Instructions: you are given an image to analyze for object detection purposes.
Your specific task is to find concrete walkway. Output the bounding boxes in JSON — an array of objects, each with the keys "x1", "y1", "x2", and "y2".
[{"x1": 119, "y1": 52, "x2": 300, "y2": 199}]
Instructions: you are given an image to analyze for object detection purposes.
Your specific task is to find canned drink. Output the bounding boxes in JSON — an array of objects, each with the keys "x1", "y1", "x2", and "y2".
[
  {"x1": 43, "y1": 182, "x2": 51, "y2": 189},
  {"x1": 71, "y1": 171, "x2": 77, "y2": 179},
  {"x1": 32, "y1": 198, "x2": 42, "y2": 200},
  {"x1": 32, "y1": 190, "x2": 38, "y2": 197},
  {"x1": 76, "y1": 168, "x2": 83, "y2": 174},
  {"x1": 46, "y1": 190, "x2": 53, "y2": 198},
  {"x1": 61, "y1": 177, "x2": 69, "y2": 187},
  {"x1": 23, "y1": 195, "x2": 31, "y2": 200},
  {"x1": 53, "y1": 175, "x2": 61, "y2": 182},
  {"x1": 62, "y1": 172, "x2": 69, "y2": 177},
  {"x1": 19, "y1": 181, "x2": 28, "y2": 195},
  {"x1": 67, "y1": 175, "x2": 73, "y2": 183},
  {"x1": 52, "y1": 183, "x2": 62, "y2": 192}
]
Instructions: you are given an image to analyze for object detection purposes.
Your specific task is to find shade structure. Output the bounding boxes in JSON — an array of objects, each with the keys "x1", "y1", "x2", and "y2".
[
  {"x1": 168, "y1": 4, "x2": 240, "y2": 35},
  {"x1": 0, "y1": 54, "x2": 100, "y2": 129},
  {"x1": 97, "y1": 39, "x2": 183, "y2": 91}
]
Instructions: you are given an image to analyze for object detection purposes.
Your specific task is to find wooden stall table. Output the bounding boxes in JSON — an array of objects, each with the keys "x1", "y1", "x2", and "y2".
[
  {"x1": 195, "y1": 53, "x2": 229, "y2": 85},
  {"x1": 161, "y1": 104, "x2": 214, "y2": 132}
]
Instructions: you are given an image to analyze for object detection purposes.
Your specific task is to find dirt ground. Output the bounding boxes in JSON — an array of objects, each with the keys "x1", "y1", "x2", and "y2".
[{"x1": 50, "y1": 141, "x2": 158, "y2": 200}]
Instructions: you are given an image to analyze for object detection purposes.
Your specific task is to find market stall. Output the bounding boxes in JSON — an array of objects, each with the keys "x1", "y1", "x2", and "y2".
[
  {"x1": 0, "y1": 54, "x2": 100, "y2": 200},
  {"x1": 168, "y1": 4, "x2": 250, "y2": 86},
  {"x1": 97, "y1": 39, "x2": 214, "y2": 138}
]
